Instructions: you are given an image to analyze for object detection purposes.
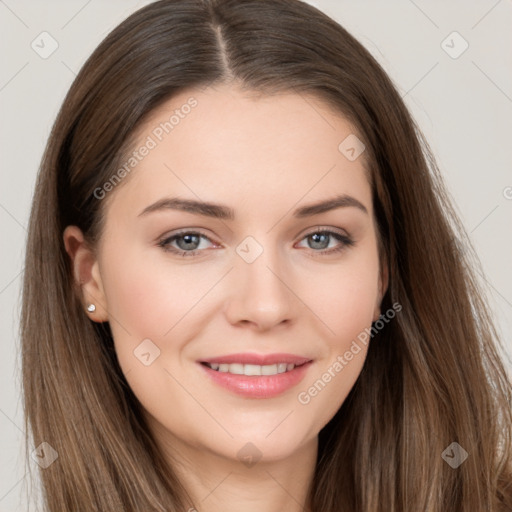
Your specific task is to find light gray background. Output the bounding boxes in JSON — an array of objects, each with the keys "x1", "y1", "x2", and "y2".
[{"x1": 1, "y1": 1, "x2": 511, "y2": 510}]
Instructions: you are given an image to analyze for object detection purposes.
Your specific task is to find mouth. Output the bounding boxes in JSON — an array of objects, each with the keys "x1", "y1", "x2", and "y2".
[
  {"x1": 201, "y1": 361, "x2": 304, "y2": 376},
  {"x1": 197, "y1": 353, "x2": 313, "y2": 398}
]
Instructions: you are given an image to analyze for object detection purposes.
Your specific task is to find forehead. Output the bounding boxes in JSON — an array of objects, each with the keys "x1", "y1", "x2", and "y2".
[{"x1": 104, "y1": 83, "x2": 372, "y2": 221}]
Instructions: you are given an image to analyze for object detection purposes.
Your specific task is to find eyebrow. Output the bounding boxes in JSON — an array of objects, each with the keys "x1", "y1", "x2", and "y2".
[{"x1": 138, "y1": 194, "x2": 368, "y2": 220}]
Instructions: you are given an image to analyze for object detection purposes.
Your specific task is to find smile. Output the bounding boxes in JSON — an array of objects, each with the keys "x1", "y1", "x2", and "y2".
[
  {"x1": 203, "y1": 362, "x2": 297, "y2": 376},
  {"x1": 198, "y1": 353, "x2": 313, "y2": 398}
]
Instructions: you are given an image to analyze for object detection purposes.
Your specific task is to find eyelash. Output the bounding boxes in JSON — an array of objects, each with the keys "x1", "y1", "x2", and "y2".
[{"x1": 157, "y1": 228, "x2": 355, "y2": 258}]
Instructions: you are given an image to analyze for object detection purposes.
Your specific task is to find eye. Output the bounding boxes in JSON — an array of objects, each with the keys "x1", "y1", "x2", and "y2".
[
  {"x1": 158, "y1": 230, "x2": 217, "y2": 257},
  {"x1": 158, "y1": 227, "x2": 354, "y2": 258},
  {"x1": 295, "y1": 229, "x2": 354, "y2": 255}
]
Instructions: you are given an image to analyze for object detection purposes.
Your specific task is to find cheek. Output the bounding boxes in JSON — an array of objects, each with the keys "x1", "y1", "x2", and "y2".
[
  {"x1": 100, "y1": 243, "x2": 214, "y2": 334},
  {"x1": 98, "y1": 251, "x2": 210, "y2": 425},
  {"x1": 296, "y1": 344, "x2": 367, "y2": 440},
  {"x1": 294, "y1": 249, "x2": 379, "y2": 425},
  {"x1": 309, "y1": 248, "x2": 381, "y2": 344},
  {"x1": 98, "y1": 245, "x2": 208, "y2": 376}
]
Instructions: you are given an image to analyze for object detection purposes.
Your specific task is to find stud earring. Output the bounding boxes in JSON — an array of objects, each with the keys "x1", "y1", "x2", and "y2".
[{"x1": 87, "y1": 304, "x2": 96, "y2": 313}]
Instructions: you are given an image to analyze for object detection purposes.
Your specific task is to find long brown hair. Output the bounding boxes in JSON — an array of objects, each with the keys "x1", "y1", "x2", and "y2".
[{"x1": 21, "y1": 0, "x2": 512, "y2": 510}]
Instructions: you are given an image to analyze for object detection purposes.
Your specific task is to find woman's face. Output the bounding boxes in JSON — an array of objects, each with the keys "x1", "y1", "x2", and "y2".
[{"x1": 71, "y1": 83, "x2": 386, "y2": 466}]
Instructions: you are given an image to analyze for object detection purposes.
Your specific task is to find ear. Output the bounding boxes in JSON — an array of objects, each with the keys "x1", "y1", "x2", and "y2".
[
  {"x1": 63, "y1": 225, "x2": 109, "y2": 322},
  {"x1": 373, "y1": 253, "x2": 389, "y2": 322}
]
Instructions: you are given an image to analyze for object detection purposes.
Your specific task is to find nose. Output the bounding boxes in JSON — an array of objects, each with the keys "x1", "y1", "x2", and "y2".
[{"x1": 223, "y1": 242, "x2": 295, "y2": 331}]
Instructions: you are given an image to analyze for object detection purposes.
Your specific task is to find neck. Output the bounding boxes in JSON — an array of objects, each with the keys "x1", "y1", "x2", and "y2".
[{"x1": 162, "y1": 435, "x2": 318, "y2": 512}]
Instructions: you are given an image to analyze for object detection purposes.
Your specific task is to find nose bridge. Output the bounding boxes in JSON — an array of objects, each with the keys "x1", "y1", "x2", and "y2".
[{"x1": 225, "y1": 233, "x2": 294, "y2": 328}]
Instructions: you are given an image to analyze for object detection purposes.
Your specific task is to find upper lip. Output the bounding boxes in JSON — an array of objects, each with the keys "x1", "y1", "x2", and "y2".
[{"x1": 199, "y1": 353, "x2": 312, "y2": 366}]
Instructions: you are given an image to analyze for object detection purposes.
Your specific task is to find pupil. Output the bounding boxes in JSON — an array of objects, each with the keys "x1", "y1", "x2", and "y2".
[
  {"x1": 178, "y1": 234, "x2": 200, "y2": 250},
  {"x1": 310, "y1": 233, "x2": 328, "y2": 249}
]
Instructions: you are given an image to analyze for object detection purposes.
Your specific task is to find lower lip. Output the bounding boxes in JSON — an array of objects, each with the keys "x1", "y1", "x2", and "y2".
[{"x1": 198, "y1": 362, "x2": 313, "y2": 399}]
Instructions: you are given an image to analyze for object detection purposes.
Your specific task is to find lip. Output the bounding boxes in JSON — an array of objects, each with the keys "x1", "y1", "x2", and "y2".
[
  {"x1": 197, "y1": 353, "x2": 313, "y2": 399},
  {"x1": 199, "y1": 352, "x2": 311, "y2": 366}
]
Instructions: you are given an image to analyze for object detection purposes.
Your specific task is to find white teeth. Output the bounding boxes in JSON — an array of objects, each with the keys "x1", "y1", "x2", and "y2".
[
  {"x1": 261, "y1": 364, "x2": 277, "y2": 375},
  {"x1": 244, "y1": 364, "x2": 261, "y2": 376},
  {"x1": 277, "y1": 363, "x2": 287, "y2": 374},
  {"x1": 228, "y1": 363, "x2": 244, "y2": 375},
  {"x1": 207, "y1": 362, "x2": 297, "y2": 376}
]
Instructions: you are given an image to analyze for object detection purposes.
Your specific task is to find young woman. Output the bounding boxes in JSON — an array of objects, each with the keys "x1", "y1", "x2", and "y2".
[{"x1": 21, "y1": 0, "x2": 512, "y2": 510}]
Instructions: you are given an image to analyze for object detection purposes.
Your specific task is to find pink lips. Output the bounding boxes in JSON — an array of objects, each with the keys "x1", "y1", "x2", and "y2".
[{"x1": 198, "y1": 352, "x2": 313, "y2": 399}]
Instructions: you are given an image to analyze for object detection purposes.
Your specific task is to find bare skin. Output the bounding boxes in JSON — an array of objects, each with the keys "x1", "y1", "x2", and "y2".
[{"x1": 64, "y1": 82, "x2": 388, "y2": 512}]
